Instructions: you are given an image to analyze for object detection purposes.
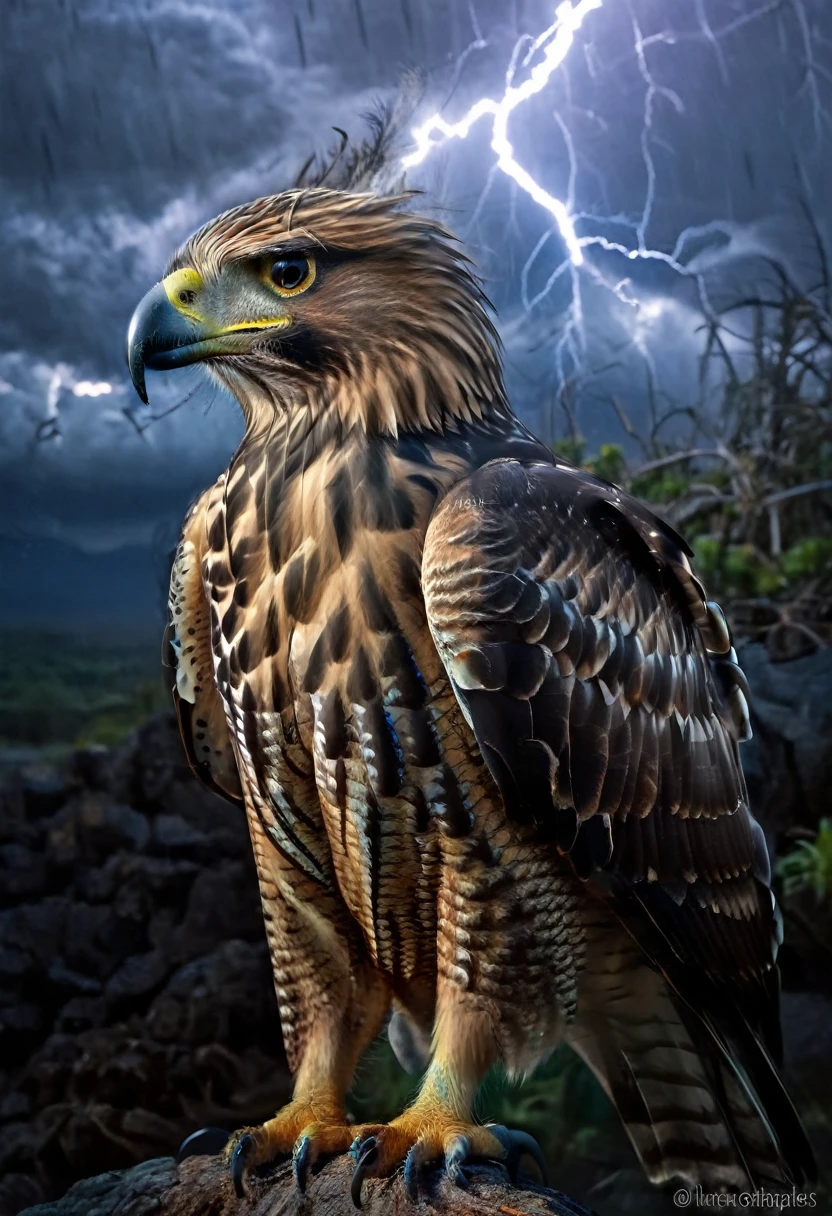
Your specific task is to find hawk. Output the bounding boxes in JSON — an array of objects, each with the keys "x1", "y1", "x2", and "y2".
[{"x1": 126, "y1": 180, "x2": 813, "y2": 1202}]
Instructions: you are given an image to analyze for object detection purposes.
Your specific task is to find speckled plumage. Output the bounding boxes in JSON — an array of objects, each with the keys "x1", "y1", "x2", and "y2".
[{"x1": 144, "y1": 185, "x2": 813, "y2": 1197}]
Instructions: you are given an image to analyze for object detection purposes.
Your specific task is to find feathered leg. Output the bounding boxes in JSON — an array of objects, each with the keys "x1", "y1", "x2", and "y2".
[
  {"x1": 226, "y1": 809, "x2": 391, "y2": 1197},
  {"x1": 349, "y1": 991, "x2": 547, "y2": 1205}
]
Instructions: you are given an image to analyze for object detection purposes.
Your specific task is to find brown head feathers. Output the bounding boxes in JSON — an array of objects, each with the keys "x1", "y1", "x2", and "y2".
[{"x1": 170, "y1": 188, "x2": 508, "y2": 436}]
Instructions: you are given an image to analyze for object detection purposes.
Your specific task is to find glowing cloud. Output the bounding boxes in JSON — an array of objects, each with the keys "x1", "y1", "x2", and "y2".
[{"x1": 73, "y1": 381, "x2": 114, "y2": 398}]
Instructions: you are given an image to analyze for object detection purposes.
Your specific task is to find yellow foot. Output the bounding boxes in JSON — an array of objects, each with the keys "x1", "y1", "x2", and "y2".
[
  {"x1": 349, "y1": 1112, "x2": 548, "y2": 1207},
  {"x1": 225, "y1": 1099, "x2": 358, "y2": 1198}
]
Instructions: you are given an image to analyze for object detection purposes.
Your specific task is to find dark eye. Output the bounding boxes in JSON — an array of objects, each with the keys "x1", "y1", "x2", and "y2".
[{"x1": 270, "y1": 257, "x2": 312, "y2": 293}]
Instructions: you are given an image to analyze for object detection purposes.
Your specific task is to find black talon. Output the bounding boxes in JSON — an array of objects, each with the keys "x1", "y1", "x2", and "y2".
[
  {"x1": 446, "y1": 1161, "x2": 470, "y2": 1190},
  {"x1": 293, "y1": 1135, "x2": 312, "y2": 1193},
  {"x1": 231, "y1": 1132, "x2": 256, "y2": 1200},
  {"x1": 444, "y1": 1134, "x2": 472, "y2": 1192},
  {"x1": 508, "y1": 1129, "x2": 549, "y2": 1185},
  {"x1": 489, "y1": 1125, "x2": 550, "y2": 1186},
  {"x1": 177, "y1": 1126, "x2": 230, "y2": 1163},
  {"x1": 403, "y1": 1146, "x2": 421, "y2": 1202},
  {"x1": 350, "y1": 1137, "x2": 378, "y2": 1209}
]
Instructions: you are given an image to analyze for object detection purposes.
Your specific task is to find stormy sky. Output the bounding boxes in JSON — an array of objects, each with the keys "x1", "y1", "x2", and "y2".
[{"x1": 2, "y1": 0, "x2": 830, "y2": 631}]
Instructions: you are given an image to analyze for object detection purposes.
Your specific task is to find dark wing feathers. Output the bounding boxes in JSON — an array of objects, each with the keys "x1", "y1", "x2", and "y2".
[
  {"x1": 423, "y1": 456, "x2": 813, "y2": 1185},
  {"x1": 423, "y1": 457, "x2": 751, "y2": 852},
  {"x1": 423, "y1": 460, "x2": 770, "y2": 1003}
]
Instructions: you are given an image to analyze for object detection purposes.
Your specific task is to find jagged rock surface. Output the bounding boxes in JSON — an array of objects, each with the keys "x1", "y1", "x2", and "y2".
[
  {"x1": 0, "y1": 716, "x2": 290, "y2": 1216},
  {"x1": 18, "y1": 1153, "x2": 596, "y2": 1216}
]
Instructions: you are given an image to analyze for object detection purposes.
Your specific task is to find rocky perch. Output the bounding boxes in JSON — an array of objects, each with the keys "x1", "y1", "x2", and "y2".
[{"x1": 19, "y1": 1153, "x2": 595, "y2": 1216}]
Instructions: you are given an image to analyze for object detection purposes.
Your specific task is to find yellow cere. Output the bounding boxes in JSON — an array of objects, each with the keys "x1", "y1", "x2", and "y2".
[
  {"x1": 162, "y1": 268, "x2": 206, "y2": 321},
  {"x1": 162, "y1": 265, "x2": 293, "y2": 334}
]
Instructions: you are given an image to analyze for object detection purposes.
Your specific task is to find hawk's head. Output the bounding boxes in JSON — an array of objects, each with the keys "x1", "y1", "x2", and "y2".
[{"x1": 127, "y1": 189, "x2": 505, "y2": 433}]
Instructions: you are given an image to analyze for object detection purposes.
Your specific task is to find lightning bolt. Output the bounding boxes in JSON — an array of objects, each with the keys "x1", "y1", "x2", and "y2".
[
  {"x1": 401, "y1": 0, "x2": 796, "y2": 396},
  {"x1": 403, "y1": 0, "x2": 603, "y2": 266}
]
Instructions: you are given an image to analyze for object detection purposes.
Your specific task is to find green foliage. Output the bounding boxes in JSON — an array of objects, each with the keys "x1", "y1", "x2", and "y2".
[
  {"x1": 586, "y1": 442, "x2": 625, "y2": 485},
  {"x1": 781, "y1": 536, "x2": 832, "y2": 582},
  {"x1": 348, "y1": 1036, "x2": 420, "y2": 1126},
  {"x1": 477, "y1": 1045, "x2": 612, "y2": 1167},
  {"x1": 693, "y1": 535, "x2": 783, "y2": 598},
  {"x1": 689, "y1": 536, "x2": 722, "y2": 588},
  {"x1": 721, "y1": 544, "x2": 783, "y2": 597},
  {"x1": 629, "y1": 469, "x2": 692, "y2": 503},
  {"x1": 75, "y1": 681, "x2": 170, "y2": 747},
  {"x1": 552, "y1": 436, "x2": 586, "y2": 466},
  {"x1": 348, "y1": 1035, "x2": 613, "y2": 1174},
  {"x1": 0, "y1": 631, "x2": 168, "y2": 751},
  {"x1": 777, "y1": 821, "x2": 832, "y2": 906},
  {"x1": 690, "y1": 534, "x2": 832, "y2": 601}
]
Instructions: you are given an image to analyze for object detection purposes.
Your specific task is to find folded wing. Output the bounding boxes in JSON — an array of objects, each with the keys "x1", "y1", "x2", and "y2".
[{"x1": 422, "y1": 457, "x2": 813, "y2": 1187}]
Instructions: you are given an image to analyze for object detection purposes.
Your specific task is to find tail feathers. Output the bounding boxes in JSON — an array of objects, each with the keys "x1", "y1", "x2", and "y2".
[
  {"x1": 704, "y1": 1011, "x2": 816, "y2": 1188},
  {"x1": 569, "y1": 909, "x2": 814, "y2": 1191}
]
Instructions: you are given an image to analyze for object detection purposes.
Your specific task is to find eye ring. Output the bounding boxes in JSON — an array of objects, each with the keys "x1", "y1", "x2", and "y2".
[{"x1": 268, "y1": 255, "x2": 316, "y2": 296}]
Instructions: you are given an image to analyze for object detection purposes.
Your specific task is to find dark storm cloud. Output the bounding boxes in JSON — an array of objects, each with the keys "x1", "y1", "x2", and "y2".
[
  {"x1": 1, "y1": 0, "x2": 410, "y2": 556},
  {"x1": 2, "y1": 0, "x2": 831, "y2": 574}
]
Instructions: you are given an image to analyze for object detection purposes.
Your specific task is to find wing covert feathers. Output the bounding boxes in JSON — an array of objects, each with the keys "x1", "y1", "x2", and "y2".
[{"x1": 422, "y1": 457, "x2": 752, "y2": 862}]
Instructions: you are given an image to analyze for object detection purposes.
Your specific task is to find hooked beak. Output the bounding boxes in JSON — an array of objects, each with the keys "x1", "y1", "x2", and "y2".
[{"x1": 126, "y1": 268, "x2": 290, "y2": 403}]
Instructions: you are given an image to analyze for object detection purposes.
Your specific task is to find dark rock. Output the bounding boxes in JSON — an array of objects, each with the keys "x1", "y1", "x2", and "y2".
[
  {"x1": 0, "y1": 788, "x2": 24, "y2": 849},
  {"x1": 782, "y1": 991, "x2": 832, "y2": 1069},
  {"x1": 66, "y1": 749, "x2": 112, "y2": 795},
  {"x1": 0, "y1": 946, "x2": 32, "y2": 984},
  {"x1": 0, "y1": 1171, "x2": 44, "y2": 1216},
  {"x1": 19, "y1": 768, "x2": 69, "y2": 821},
  {"x1": 13, "y1": 1152, "x2": 596, "y2": 1216},
  {"x1": 111, "y1": 875, "x2": 153, "y2": 927},
  {"x1": 0, "y1": 847, "x2": 46, "y2": 906},
  {"x1": 156, "y1": 941, "x2": 274, "y2": 1049},
  {"x1": 158, "y1": 779, "x2": 249, "y2": 859},
  {"x1": 0, "y1": 900, "x2": 69, "y2": 968},
  {"x1": 46, "y1": 961, "x2": 102, "y2": 997},
  {"x1": 146, "y1": 908, "x2": 179, "y2": 956},
  {"x1": 123, "y1": 714, "x2": 191, "y2": 807},
  {"x1": 54, "y1": 998, "x2": 106, "y2": 1035},
  {"x1": 17, "y1": 1157, "x2": 175, "y2": 1216},
  {"x1": 173, "y1": 863, "x2": 262, "y2": 963},
  {"x1": 73, "y1": 856, "x2": 122, "y2": 904},
  {"x1": 0, "y1": 1121, "x2": 39, "y2": 1174},
  {"x1": 151, "y1": 815, "x2": 209, "y2": 859},
  {"x1": 129, "y1": 856, "x2": 200, "y2": 897},
  {"x1": 0, "y1": 1094, "x2": 29, "y2": 1124},
  {"x1": 17, "y1": 1035, "x2": 77, "y2": 1109},
  {"x1": 740, "y1": 642, "x2": 832, "y2": 836},
  {"x1": 0, "y1": 1004, "x2": 43, "y2": 1037},
  {"x1": 61, "y1": 904, "x2": 122, "y2": 980},
  {"x1": 47, "y1": 795, "x2": 149, "y2": 869},
  {"x1": 105, "y1": 952, "x2": 169, "y2": 1004},
  {"x1": 143, "y1": 996, "x2": 181, "y2": 1044}
]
